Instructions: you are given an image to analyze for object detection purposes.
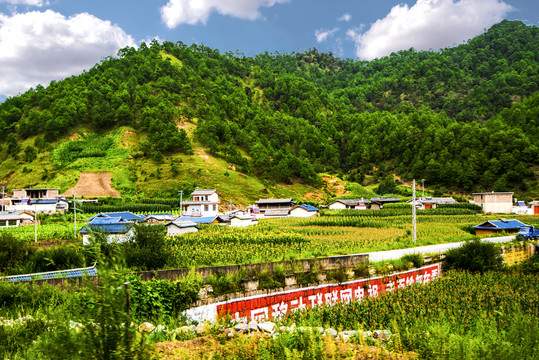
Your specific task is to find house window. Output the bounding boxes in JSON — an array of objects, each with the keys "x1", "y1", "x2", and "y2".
[
  {"x1": 204, "y1": 205, "x2": 209, "y2": 212},
  {"x1": 213, "y1": 205, "x2": 217, "y2": 211},
  {"x1": 8, "y1": 220, "x2": 17, "y2": 226},
  {"x1": 0, "y1": 221, "x2": 5, "y2": 227}
]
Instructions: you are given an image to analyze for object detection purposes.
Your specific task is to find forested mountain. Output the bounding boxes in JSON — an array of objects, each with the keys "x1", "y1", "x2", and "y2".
[{"x1": 0, "y1": 20, "x2": 537, "y2": 195}]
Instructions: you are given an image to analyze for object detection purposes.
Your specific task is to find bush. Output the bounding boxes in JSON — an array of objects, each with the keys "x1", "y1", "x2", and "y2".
[
  {"x1": 0, "y1": 232, "x2": 33, "y2": 274},
  {"x1": 401, "y1": 253, "x2": 424, "y2": 268},
  {"x1": 444, "y1": 239, "x2": 504, "y2": 272},
  {"x1": 28, "y1": 246, "x2": 85, "y2": 273},
  {"x1": 123, "y1": 224, "x2": 169, "y2": 271}
]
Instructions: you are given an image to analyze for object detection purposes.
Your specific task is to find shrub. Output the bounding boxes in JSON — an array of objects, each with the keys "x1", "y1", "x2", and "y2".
[
  {"x1": 0, "y1": 232, "x2": 33, "y2": 274},
  {"x1": 443, "y1": 239, "x2": 504, "y2": 272},
  {"x1": 401, "y1": 253, "x2": 424, "y2": 268},
  {"x1": 123, "y1": 224, "x2": 169, "y2": 271},
  {"x1": 28, "y1": 246, "x2": 85, "y2": 273}
]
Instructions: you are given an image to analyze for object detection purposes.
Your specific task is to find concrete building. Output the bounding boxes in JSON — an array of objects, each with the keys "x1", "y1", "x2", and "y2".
[
  {"x1": 165, "y1": 220, "x2": 199, "y2": 237},
  {"x1": 289, "y1": 204, "x2": 319, "y2": 218},
  {"x1": 182, "y1": 189, "x2": 220, "y2": 217},
  {"x1": 328, "y1": 199, "x2": 367, "y2": 210},
  {"x1": 472, "y1": 192, "x2": 513, "y2": 214},
  {"x1": 0, "y1": 211, "x2": 34, "y2": 227}
]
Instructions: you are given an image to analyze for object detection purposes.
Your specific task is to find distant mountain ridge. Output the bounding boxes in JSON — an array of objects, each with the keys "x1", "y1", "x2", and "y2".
[{"x1": 0, "y1": 20, "x2": 537, "y2": 198}]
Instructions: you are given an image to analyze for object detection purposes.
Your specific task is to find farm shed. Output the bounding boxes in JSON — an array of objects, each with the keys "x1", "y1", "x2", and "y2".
[
  {"x1": 472, "y1": 218, "x2": 527, "y2": 236},
  {"x1": 166, "y1": 220, "x2": 199, "y2": 237},
  {"x1": 289, "y1": 204, "x2": 319, "y2": 218}
]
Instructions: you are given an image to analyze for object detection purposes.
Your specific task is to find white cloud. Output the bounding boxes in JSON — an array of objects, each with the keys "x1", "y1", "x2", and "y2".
[
  {"x1": 338, "y1": 13, "x2": 351, "y2": 22},
  {"x1": 160, "y1": 0, "x2": 289, "y2": 28},
  {"x1": 314, "y1": 27, "x2": 338, "y2": 43},
  {"x1": 0, "y1": 0, "x2": 47, "y2": 6},
  {"x1": 0, "y1": 10, "x2": 135, "y2": 96},
  {"x1": 349, "y1": 0, "x2": 514, "y2": 60}
]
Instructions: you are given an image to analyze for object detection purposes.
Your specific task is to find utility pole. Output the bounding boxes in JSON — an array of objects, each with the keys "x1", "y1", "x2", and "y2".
[
  {"x1": 34, "y1": 202, "x2": 37, "y2": 244},
  {"x1": 421, "y1": 179, "x2": 425, "y2": 199},
  {"x1": 178, "y1": 190, "x2": 183, "y2": 219},
  {"x1": 73, "y1": 192, "x2": 77, "y2": 239},
  {"x1": 1, "y1": 185, "x2": 4, "y2": 212},
  {"x1": 412, "y1": 179, "x2": 417, "y2": 243}
]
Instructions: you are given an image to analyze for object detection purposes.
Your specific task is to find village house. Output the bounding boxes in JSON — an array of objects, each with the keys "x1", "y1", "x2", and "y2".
[
  {"x1": 143, "y1": 213, "x2": 178, "y2": 224},
  {"x1": 229, "y1": 214, "x2": 258, "y2": 227},
  {"x1": 327, "y1": 199, "x2": 367, "y2": 210},
  {"x1": 407, "y1": 197, "x2": 458, "y2": 210},
  {"x1": 182, "y1": 189, "x2": 220, "y2": 217},
  {"x1": 165, "y1": 220, "x2": 199, "y2": 237},
  {"x1": 472, "y1": 218, "x2": 527, "y2": 236},
  {"x1": 254, "y1": 198, "x2": 295, "y2": 217},
  {"x1": 4, "y1": 188, "x2": 68, "y2": 213},
  {"x1": 512, "y1": 200, "x2": 528, "y2": 215},
  {"x1": 289, "y1": 204, "x2": 320, "y2": 218},
  {"x1": 472, "y1": 192, "x2": 513, "y2": 214},
  {"x1": 0, "y1": 211, "x2": 34, "y2": 227},
  {"x1": 87, "y1": 212, "x2": 145, "y2": 223},
  {"x1": 79, "y1": 217, "x2": 135, "y2": 245},
  {"x1": 529, "y1": 201, "x2": 539, "y2": 215}
]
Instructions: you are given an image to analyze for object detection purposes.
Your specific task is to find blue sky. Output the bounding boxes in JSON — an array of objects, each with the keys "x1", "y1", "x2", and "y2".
[{"x1": 0, "y1": 0, "x2": 537, "y2": 99}]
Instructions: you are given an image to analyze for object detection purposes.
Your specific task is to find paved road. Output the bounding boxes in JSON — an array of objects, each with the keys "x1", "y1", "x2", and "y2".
[{"x1": 368, "y1": 235, "x2": 516, "y2": 262}]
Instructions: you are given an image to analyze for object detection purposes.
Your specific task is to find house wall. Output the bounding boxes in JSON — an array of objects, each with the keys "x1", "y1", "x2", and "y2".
[
  {"x1": 289, "y1": 208, "x2": 317, "y2": 218},
  {"x1": 167, "y1": 226, "x2": 198, "y2": 237},
  {"x1": 474, "y1": 193, "x2": 513, "y2": 213},
  {"x1": 5, "y1": 203, "x2": 59, "y2": 213},
  {"x1": 82, "y1": 229, "x2": 134, "y2": 245},
  {"x1": 230, "y1": 218, "x2": 257, "y2": 227},
  {"x1": 328, "y1": 202, "x2": 347, "y2": 210},
  {"x1": 475, "y1": 228, "x2": 520, "y2": 237},
  {"x1": 186, "y1": 204, "x2": 218, "y2": 217},
  {"x1": 12, "y1": 189, "x2": 59, "y2": 199}
]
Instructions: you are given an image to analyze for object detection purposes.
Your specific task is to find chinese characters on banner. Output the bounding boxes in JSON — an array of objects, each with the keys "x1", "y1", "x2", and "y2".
[{"x1": 216, "y1": 263, "x2": 440, "y2": 322}]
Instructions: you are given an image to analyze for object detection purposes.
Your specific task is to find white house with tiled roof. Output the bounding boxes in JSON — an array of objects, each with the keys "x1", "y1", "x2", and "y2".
[{"x1": 182, "y1": 189, "x2": 220, "y2": 217}]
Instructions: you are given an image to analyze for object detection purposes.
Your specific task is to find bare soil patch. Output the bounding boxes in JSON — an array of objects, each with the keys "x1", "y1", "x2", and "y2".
[
  {"x1": 323, "y1": 176, "x2": 348, "y2": 197},
  {"x1": 63, "y1": 172, "x2": 121, "y2": 198}
]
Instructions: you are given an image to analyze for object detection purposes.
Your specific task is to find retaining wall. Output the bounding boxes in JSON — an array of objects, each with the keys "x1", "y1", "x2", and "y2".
[
  {"x1": 501, "y1": 243, "x2": 535, "y2": 266},
  {"x1": 185, "y1": 263, "x2": 441, "y2": 323},
  {"x1": 135, "y1": 253, "x2": 369, "y2": 282}
]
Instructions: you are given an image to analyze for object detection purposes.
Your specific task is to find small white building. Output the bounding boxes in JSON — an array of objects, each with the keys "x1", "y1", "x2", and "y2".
[
  {"x1": 328, "y1": 199, "x2": 367, "y2": 210},
  {"x1": 165, "y1": 220, "x2": 199, "y2": 236},
  {"x1": 289, "y1": 204, "x2": 319, "y2": 218},
  {"x1": 79, "y1": 217, "x2": 135, "y2": 245},
  {"x1": 512, "y1": 201, "x2": 528, "y2": 215},
  {"x1": 182, "y1": 189, "x2": 220, "y2": 217},
  {"x1": 0, "y1": 211, "x2": 34, "y2": 227},
  {"x1": 229, "y1": 214, "x2": 258, "y2": 227}
]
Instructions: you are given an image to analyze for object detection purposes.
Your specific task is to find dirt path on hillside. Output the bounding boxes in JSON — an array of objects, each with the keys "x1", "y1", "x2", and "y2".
[{"x1": 63, "y1": 172, "x2": 121, "y2": 198}]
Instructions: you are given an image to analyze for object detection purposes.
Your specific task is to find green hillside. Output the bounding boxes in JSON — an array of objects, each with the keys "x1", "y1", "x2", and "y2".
[{"x1": 0, "y1": 20, "x2": 537, "y2": 201}]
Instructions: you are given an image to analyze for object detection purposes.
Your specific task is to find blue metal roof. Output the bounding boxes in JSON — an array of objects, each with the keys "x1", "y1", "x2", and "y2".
[
  {"x1": 178, "y1": 216, "x2": 217, "y2": 224},
  {"x1": 473, "y1": 219, "x2": 527, "y2": 230},
  {"x1": 297, "y1": 204, "x2": 319, "y2": 211},
  {"x1": 29, "y1": 199, "x2": 58, "y2": 204},
  {"x1": 88, "y1": 212, "x2": 144, "y2": 222},
  {"x1": 0, "y1": 266, "x2": 97, "y2": 282},
  {"x1": 79, "y1": 222, "x2": 133, "y2": 234},
  {"x1": 89, "y1": 217, "x2": 123, "y2": 225}
]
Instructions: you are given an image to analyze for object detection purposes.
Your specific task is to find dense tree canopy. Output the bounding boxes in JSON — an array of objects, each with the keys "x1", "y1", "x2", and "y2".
[{"x1": 0, "y1": 20, "x2": 537, "y2": 192}]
